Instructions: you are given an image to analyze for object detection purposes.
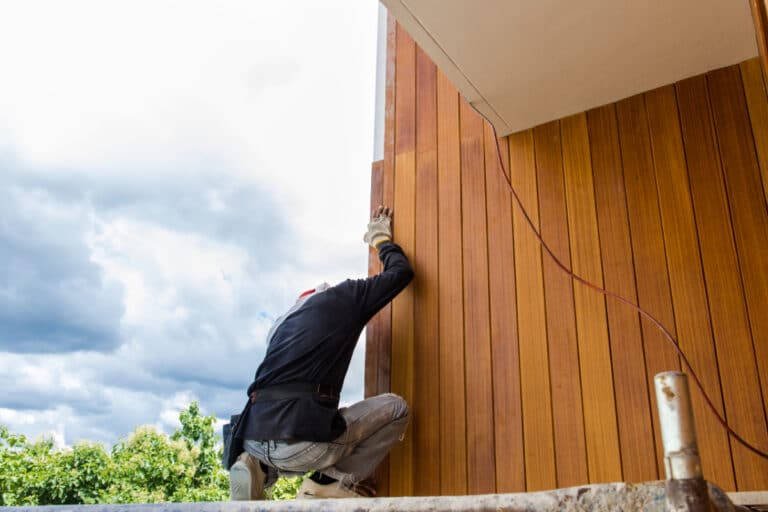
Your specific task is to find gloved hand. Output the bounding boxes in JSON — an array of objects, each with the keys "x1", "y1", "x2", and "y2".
[{"x1": 363, "y1": 205, "x2": 392, "y2": 249}]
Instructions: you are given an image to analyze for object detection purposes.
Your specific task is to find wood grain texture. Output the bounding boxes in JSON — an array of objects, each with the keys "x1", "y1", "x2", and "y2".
[
  {"x1": 739, "y1": 58, "x2": 768, "y2": 420},
  {"x1": 560, "y1": 113, "x2": 622, "y2": 484},
  {"x1": 366, "y1": 160, "x2": 384, "y2": 400},
  {"x1": 436, "y1": 68, "x2": 467, "y2": 496},
  {"x1": 587, "y1": 104, "x2": 657, "y2": 482},
  {"x1": 412, "y1": 46, "x2": 441, "y2": 496},
  {"x1": 750, "y1": 0, "x2": 768, "y2": 84},
  {"x1": 379, "y1": 14, "x2": 398, "y2": 401},
  {"x1": 379, "y1": 13, "x2": 398, "y2": 398},
  {"x1": 485, "y1": 125, "x2": 525, "y2": 493},
  {"x1": 533, "y1": 120, "x2": 588, "y2": 487},
  {"x1": 371, "y1": 24, "x2": 768, "y2": 492},
  {"x1": 459, "y1": 100, "x2": 496, "y2": 495},
  {"x1": 389, "y1": 22, "x2": 416, "y2": 496},
  {"x1": 510, "y1": 129, "x2": 556, "y2": 491},
  {"x1": 741, "y1": 59, "x2": 768, "y2": 206},
  {"x1": 373, "y1": 15, "x2": 399, "y2": 496},
  {"x1": 706, "y1": 66, "x2": 768, "y2": 489},
  {"x1": 615, "y1": 94, "x2": 681, "y2": 479},
  {"x1": 644, "y1": 85, "x2": 734, "y2": 490}
]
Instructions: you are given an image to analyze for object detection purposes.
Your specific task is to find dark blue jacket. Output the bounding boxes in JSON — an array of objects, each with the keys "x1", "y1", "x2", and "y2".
[{"x1": 241, "y1": 241, "x2": 413, "y2": 442}]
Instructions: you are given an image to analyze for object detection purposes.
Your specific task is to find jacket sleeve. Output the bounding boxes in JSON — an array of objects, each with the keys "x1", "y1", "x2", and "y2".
[{"x1": 342, "y1": 241, "x2": 414, "y2": 323}]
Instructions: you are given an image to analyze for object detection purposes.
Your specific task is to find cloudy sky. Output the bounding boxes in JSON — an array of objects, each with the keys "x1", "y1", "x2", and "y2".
[{"x1": 0, "y1": 1, "x2": 380, "y2": 447}]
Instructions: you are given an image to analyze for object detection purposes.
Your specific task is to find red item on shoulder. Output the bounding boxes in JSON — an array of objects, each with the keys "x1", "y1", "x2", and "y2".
[{"x1": 298, "y1": 289, "x2": 316, "y2": 300}]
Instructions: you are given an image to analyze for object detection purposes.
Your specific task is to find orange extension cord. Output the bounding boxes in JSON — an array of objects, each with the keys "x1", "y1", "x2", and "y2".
[{"x1": 476, "y1": 108, "x2": 768, "y2": 461}]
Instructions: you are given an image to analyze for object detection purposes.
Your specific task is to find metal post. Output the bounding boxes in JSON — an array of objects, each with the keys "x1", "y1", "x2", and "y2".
[{"x1": 654, "y1": 372, "x2": 712, "y2": 512}]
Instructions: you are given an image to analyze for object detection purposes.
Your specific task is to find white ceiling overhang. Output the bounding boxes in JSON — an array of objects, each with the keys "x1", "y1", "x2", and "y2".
[{"x1": 381, "y1": 0, "x2": 759, "y2": 135}]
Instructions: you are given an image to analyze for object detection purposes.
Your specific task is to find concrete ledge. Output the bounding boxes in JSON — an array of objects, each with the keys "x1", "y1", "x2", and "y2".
[
  {"x1": 3, "y1": 481, "x2": 741, "y2": 512},
  {"x1": 728, "y1": 491, "x2": 768, "y2": 508}
]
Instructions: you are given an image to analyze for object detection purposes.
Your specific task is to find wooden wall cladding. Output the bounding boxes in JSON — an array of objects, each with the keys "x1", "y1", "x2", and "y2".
[{"x1": 365, "y1": 20, "x2": 768, "y2": 495}]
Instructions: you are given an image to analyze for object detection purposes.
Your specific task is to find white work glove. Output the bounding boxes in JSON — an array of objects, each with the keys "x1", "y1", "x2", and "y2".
[{"x1": 363, "y1": 206, "x2": 392, "y2": 249}]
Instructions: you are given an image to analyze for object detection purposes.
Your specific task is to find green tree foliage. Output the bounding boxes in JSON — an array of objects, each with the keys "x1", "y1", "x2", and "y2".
[
  {"x1": 0, "y1": 402, "x2": 232, "y2": 505},
  {"x1": 267, "y1": 474, "x2": 305, "y2": 500}
]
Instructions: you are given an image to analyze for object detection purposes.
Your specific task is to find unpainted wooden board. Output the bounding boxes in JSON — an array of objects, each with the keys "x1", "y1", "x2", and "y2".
[
  {"x1": 379, "y1": 14, "x2": 398, "y2": 398},
  {"x1": 366, "y1": 160, "x2": 384, "y2": 400},
  {"x1": 706, "y1": 66, "x2": 768, "y2": 489},
  {"x1": 389, "y1": 22, "x2": 416, "y2": 496},
  {"x1": 533, "y1": 120, "x2": 588, "y2": 487},
  {"x1": 379, "y1": 15, "x2": 398, "y2": 401},
  {"x1": 413, "y1": 46, "x2": 441, "y2": 496},
  {"x1": 644, "y1": 85, "x2": 735, "y2": 490},
  {"x1": 373, "y1": 15, "x2": 399, "y2": 496},
  {"x1": 485, "y1": 125, "x2": 525, "y2": 493},
  {"x1": 560, "y1": 113, "x2": 622, "y2": 483},
  {"x1": 587, "y1": 104, "x2": 657, "y2": 482},
  {"x1": 459, "y1": 100, "x2": 496, "y2": 495},
  {"x1": 615, "y1": 94, "x2": 681, "y2": 479},
  {"x1": 749, "y1": 0, "x2": 768, "y2": 86},
  {"x1": 739, "y1": 58, "x2": 768, "y2": 424},
  {"x1": 436, "y1": 68, "x2": 467, "y2": 496},
  {"x1": 740, "y1": 59, "x2": 768, "y2": 204},
  {"x1": 510, "y1": 129, "x2": 557, "y2": 491}
]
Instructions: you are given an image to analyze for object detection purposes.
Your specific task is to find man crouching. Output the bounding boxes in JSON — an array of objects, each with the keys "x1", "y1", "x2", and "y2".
[{"x1": 227, "y1": 206, "x2": 413, "y2": 499}]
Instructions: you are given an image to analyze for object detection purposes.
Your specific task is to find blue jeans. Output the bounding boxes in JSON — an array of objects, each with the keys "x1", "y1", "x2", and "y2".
[{"x1": 244, "y1": 393, "x2": 409, "y2": 487}]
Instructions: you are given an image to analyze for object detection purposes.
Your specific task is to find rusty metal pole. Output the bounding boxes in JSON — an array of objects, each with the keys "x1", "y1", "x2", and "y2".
[{"x1": 655, "y1": 371, "x2": 713, "y2": 512}]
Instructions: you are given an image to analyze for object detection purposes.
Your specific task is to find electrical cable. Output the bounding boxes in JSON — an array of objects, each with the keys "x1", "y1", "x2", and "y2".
[{"x1": 476, "y1": 107, "x2": 768, "y2": 460}]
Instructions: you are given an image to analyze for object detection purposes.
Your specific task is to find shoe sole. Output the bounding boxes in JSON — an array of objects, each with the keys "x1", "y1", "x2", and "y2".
[
  {"x1": 296, "y1": 488, "x2": 362, "y2": 499},
  {"x1": 229, "y1": 461, "x2": 252, "y2": 501}
]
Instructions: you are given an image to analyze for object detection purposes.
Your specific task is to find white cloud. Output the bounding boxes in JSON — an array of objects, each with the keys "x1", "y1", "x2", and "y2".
[
  {"x1": 0, "y1": 405, "x2": 76, "y2": 449},
  {"x1": 89, "y1": 217, "x2": 249, "y2": 321},
  {"x1": 157, "y1": 391, "x2": 199, "y2": 431},
  {"x1": 0, "y1": 0, "x2": 379, "y2": 446},
  {"x1": 0, "y1": 185, "x2": 125, "y2": 352}
]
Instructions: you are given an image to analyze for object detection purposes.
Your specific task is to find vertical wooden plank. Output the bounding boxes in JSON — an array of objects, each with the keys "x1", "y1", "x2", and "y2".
[
  {"x1": 750, "y1": 0, "x2": 768, "y2": 84},
  {"x1": 389, "y1": 22, "x2": 416, "y2": 497},
  {"x1": 381, "y1": 14, "x2": 397, "y2": 216},
  {"x1": 379, "y1": 13, "x2": 398, "y2": 399},
  {"x1": 533, "y1": 121, "x2": 588, "y2": 487},
  {"x1": 706, "y1": 66, "x2": 768, "y2": 489},
  {"x1": 739, "y1": 58, "x2": 768, "y2": 420},
  {"x1": 511, "y1": 129, "x2": 557, "y2": 491},
  {"x1": 485, "y1": 126, "x2": 525, "y2": 493},
  {"x1": 645, "y1": 85, "x2": 735, "y2": 490},
  {"x1": 436, "y1": 69, "x2": 467, "y2": 496},
  {"x1": 374, "y1": 15, "x2": 398, "y2": 496},
  {"x1": 459, "y1": 100, "x2": 496, "y2": 495},
  {"x1": 366, "y1": 160, "x2": 384, "y2": 400},
  {"x1": 560, "y1": 113, "x2": 622, "y2": 483},
  {"x1": 587, "y1": 105, "x2": 658, "y2": 482},
  {"x1": 412, "y1": 46, "x2": 440, "y2": 496},
  {"x1": 741, "y1": 59, "x2": 768, "y2": 205},
  {"x1": 616, "y1": 94, "x2": 681, "y2": 479}
]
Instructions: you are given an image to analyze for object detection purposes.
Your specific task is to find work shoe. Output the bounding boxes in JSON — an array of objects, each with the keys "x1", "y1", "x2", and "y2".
[
  {"x1": 229, "y1": 452, "x2": 266, "y2": 501},
  {"x1": 296, "y1": 477, "x2": 365, "y2": 499}
]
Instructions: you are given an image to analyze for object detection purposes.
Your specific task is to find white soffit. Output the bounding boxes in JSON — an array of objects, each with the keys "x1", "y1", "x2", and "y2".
[{"x1": 382, "y1": 0, "x2": 759, "y2": 135}]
